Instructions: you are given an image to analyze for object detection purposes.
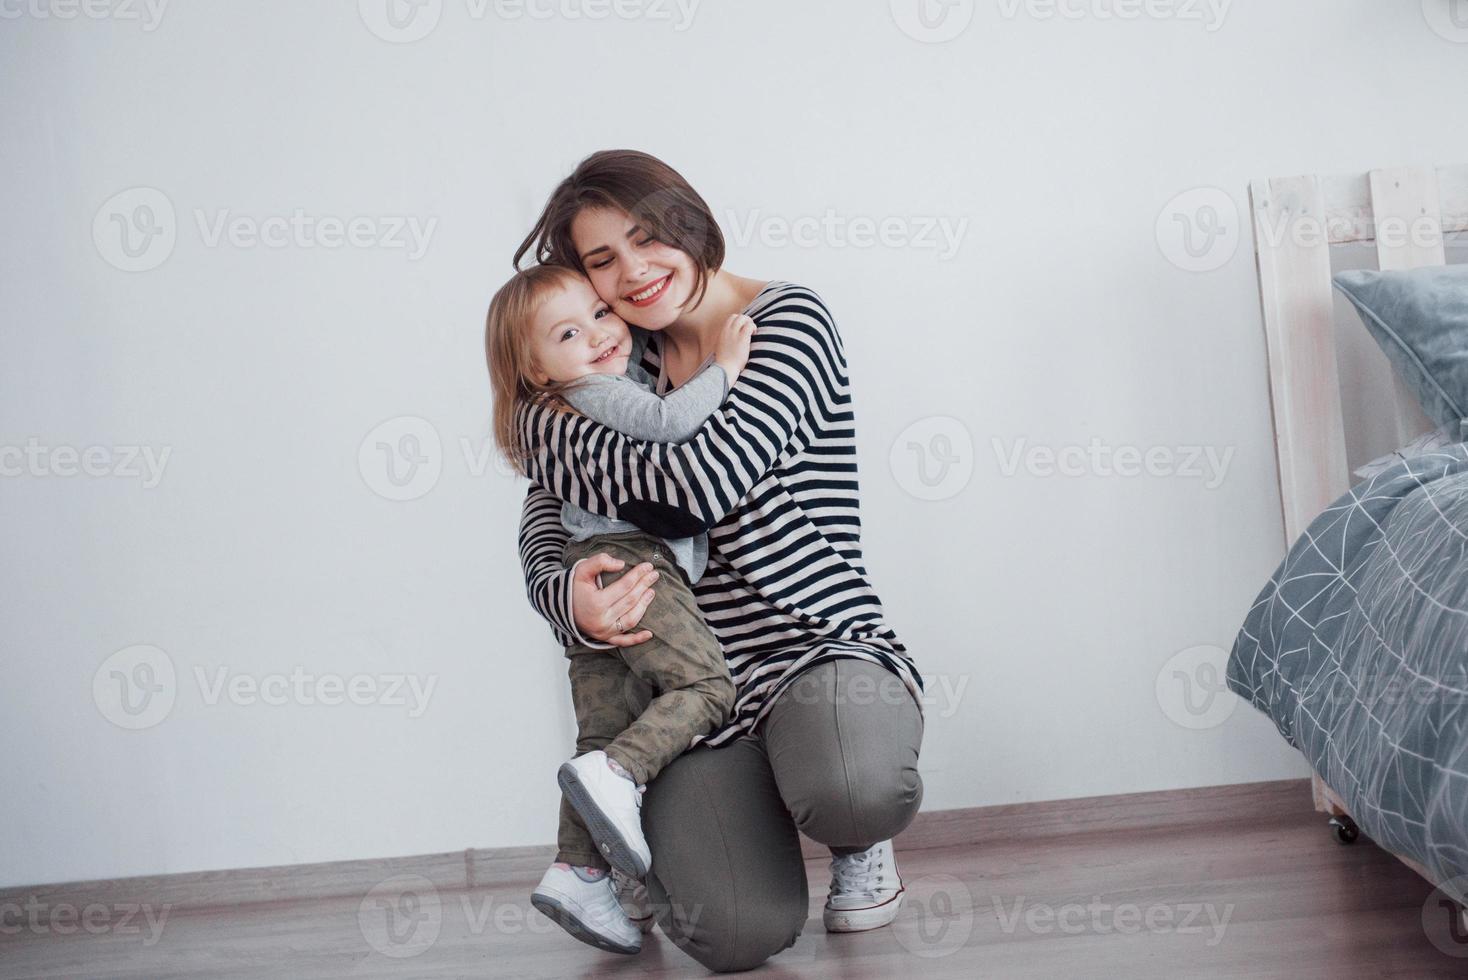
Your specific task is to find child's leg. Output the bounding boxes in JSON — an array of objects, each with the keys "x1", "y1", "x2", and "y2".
[
  {"x1": 611, "y1": 605, "x2": 731, "y2": 786},
  {"x1": 556, "y1": 801, "x2": 604, "y2": 872},
  {"x1": 557, "y1": 647, "x2": 643, "y2": 869},
  {"x1": 569, "y1": 533, "x2": 735, "y2": 787}
]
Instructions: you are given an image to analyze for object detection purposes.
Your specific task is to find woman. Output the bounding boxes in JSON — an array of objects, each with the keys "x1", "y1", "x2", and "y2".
[{"x1": 512, "y1": 149, "x2": 924, "y2": 972}]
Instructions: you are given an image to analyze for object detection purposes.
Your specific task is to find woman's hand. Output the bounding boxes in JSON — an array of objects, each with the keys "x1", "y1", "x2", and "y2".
[
  {"x1": 714, "y1": 314, "x2": 756, "y2": 382},
  {"x1": 571, "y1": 553, "x2": 659, "y2": 647}
]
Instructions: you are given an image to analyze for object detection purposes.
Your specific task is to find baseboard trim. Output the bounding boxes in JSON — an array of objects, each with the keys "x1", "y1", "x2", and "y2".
[
  {"x1": 880, "y1": 776, "x2": 1310, "y2": 859},
  {"x1": 1, "y1": 778, "x2": 1311, "y2": 915}
]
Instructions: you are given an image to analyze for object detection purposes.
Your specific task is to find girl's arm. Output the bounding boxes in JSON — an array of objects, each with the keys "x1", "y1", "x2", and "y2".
[
  {"x1": 560, "y1": 361, "x2": 730, "y2": 445},
  {"x1": 516, "y1": 284, "x2": 842, "y2": 537}
]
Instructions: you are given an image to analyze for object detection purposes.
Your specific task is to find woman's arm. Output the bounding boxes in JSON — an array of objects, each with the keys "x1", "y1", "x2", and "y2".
[
  {"x1": 517, "y1": 284, "x2": 841, "y2": 536},
  {"x1": 517, "y1": 483, "x2": 597, "y2": 647},
  {"x1": 517, "y1": 484, "x2": 657, "y2": 649}
]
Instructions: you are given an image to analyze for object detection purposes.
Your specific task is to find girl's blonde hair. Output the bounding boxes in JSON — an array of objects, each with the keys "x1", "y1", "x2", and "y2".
[{"x1": 485, "y1": 263, "x2": 589, "y2": 478}]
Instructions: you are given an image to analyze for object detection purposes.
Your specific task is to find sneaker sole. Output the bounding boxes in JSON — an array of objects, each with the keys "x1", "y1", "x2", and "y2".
[
  {"x1": 823, "y1": 887, "x2": 905, "y2": 933},
  {"x1": 530, "y1": 892, "x2": 640, "y2": 955},
  {"x1": 558, "y1": 763, "x2": 650, "y2": 879}
]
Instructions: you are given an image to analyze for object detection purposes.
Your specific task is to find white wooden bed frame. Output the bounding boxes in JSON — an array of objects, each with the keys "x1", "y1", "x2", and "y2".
[{"x1": 1250, "y1": 163, "x2": 1468, "y2": 889}]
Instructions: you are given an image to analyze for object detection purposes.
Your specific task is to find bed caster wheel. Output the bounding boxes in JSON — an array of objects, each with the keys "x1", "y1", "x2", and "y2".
[{"x1": 1329, "y1": 815, "x2": 1360, "y2": 845}]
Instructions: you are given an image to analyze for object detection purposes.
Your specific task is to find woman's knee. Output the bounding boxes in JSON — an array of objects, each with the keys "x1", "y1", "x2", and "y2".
[
  {"x1": 642, "y1": 740, "x2": 808, "y2": 972},
  {"x1": 764, "y1": 659, "x2": 924, "y2": 848},
  {"x1": 785, "y1": 758, "x2": 923, "y2": 849},
  {"x1": 648, "y1": 871, "x2": 805, "y2": 973}
]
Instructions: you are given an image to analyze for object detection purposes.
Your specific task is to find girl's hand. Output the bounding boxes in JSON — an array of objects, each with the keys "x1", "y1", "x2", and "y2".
[
  {"x1": 571, "y1": 553, "x2": 658, "y2": 647},
  {"x1": 714, "y1": 314, "x2": 756, "y2": 381}
]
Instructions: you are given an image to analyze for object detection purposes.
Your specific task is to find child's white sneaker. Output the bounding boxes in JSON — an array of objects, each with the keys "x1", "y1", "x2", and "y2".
[
  {"x1": 823, "y1": 839, "x2": 905, "y2": 933},
  {"x1": 558, "y1": 751, "x2": 652, "y2": 878},
  {"x1": 530, "y1": 863, "x2": 642, "y2": 955}
]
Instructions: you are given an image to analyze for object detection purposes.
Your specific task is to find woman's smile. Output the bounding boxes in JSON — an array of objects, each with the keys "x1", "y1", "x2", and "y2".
[{"x1": 624, "y1": 272, "x2": 674, "y2": 308}]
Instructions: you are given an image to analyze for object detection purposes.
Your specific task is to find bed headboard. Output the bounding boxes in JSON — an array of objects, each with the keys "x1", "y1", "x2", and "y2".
[{"x1": 1249, "y1": 164, "x2": 1468, "y2": 544}]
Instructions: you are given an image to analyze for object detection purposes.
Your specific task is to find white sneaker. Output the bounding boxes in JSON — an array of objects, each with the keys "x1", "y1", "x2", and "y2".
[
  {"x1": 530, "y1": 864, "x2": 642, "y2": 955},
  {"x1": 823, "y1": 839, "x2": 905, "y2": 933},
  {"x1": 558, "y1": 751, "x2": 652, "y2": 878},
  {"x1": 612, "y1": 869, "x2": 657, "y2": 935}
]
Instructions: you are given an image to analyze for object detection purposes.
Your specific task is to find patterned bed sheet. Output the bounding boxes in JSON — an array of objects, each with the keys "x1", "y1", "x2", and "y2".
[{"x1": 1229, "y1": 446, "x2": 1468, "y2": 896}]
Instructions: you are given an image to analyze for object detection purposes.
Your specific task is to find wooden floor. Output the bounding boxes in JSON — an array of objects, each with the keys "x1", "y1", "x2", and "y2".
[{"x1": 3, "y1": 799, "x2": 1464, "y2": 979}]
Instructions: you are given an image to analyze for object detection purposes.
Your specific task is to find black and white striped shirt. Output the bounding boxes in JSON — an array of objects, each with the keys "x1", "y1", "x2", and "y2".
[{"x1": 516, "y1": 281, "x2": 922, "y2": 745}]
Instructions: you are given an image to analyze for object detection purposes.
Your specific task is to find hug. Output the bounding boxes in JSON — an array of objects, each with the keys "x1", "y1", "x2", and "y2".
[{"x1": 483, "y1": 149, "x2": 926, "y2": 972}]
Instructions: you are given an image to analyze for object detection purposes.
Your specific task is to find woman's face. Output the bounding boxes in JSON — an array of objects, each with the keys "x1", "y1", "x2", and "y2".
[{"x1": 570, "y1": 206, "x2": 699, "y2": 331}]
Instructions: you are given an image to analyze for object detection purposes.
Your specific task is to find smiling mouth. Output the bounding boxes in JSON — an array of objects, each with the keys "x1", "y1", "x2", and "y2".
[
  {"x1": 624, "y1": 272, "x2": 673, "y2": 307},
  {"x1": 592, "y1": 344, "x2": 622, "y2": 364}
]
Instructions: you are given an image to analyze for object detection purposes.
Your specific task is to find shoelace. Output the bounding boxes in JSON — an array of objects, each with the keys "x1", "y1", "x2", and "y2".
[
  {"x1": 612, "y1": 869, "x2": 652, "y2": 914},
  {"x1": 829, "y1": 850, "x2": 883, "y2": 900}
]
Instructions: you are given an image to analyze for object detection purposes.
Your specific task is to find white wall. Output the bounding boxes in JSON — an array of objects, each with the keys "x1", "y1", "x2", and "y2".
[{"x1": 3, "y1": 0, "x2": 1466, "y2": 888}]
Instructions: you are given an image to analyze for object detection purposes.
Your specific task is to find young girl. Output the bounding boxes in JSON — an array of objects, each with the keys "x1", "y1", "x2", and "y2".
[{"x1": 485, "y1": 263, "x2": 754, "y2": 956}]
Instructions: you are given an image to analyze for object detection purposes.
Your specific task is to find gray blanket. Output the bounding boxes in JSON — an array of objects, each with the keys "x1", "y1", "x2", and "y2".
[{"x1": 1228, "y1": 446, "x2": 1468, "y2": 897}]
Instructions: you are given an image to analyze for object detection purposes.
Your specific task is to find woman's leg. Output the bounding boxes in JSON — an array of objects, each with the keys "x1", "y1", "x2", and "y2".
[
  {"x1": 759, "y1": 658, "x2": 924, "y2": 850},
  {"x1": 642, "y1": 738, "x2": 809, "y2": 972}
]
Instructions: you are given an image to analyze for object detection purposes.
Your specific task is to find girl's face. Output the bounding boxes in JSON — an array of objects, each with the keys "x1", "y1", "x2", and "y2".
[
  {"x1": 571, "y1": 206, "x2": 700, "y2": 330},
  {"x1": 528, "y1": 276, "x2": 632, "y2": 385}
]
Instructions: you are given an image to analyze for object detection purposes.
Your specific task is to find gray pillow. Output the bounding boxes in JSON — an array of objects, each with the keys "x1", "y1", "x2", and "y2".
[{"x1": 1333, "y1": 265, "x2": 1468, "y2": 428}]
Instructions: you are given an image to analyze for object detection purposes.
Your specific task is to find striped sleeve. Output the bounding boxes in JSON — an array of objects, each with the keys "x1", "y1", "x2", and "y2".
[
  {"x1": 516, "y1": 483, "x2": 613, "y2": 650},
  {"x1": 513, "y1": 284, "x2": 843, "y2": 537}
]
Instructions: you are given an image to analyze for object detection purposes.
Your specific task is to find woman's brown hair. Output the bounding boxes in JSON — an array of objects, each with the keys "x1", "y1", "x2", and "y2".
[
  {"x1": 513, "y1": 149, "x2": 725, "y2": 311},
  {"x1": 484, "y1": 263, "x2": 591, "y2": 478}
]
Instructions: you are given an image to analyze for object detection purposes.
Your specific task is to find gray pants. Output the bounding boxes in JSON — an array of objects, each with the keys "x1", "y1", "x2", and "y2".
[{"x1": 641, "y1": 658, "x2": 923, "y2": 972}]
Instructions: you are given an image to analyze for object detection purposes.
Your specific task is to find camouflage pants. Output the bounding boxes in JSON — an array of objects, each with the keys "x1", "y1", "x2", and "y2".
[{"x1": 556, "y1": 530, "x2": 735, "y2": 870}]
